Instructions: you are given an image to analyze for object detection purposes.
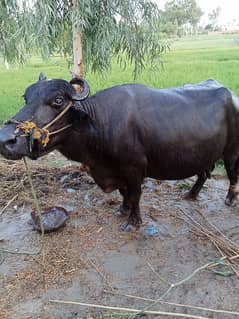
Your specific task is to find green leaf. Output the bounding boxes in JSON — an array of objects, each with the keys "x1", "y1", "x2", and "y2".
[
  {"x1": 210, "y1": 269, "x2": 233, "y2": 277},
  {"x1": 179, "y1": 181, "x2": 191, "y2": 190}
]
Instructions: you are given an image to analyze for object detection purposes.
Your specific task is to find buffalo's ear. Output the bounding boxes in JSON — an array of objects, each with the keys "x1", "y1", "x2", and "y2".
[{"x1": 38, "y1": 72, "x2": 46, "y2": 81}]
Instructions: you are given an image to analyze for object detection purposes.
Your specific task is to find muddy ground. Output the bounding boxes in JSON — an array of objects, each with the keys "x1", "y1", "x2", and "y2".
[{"x1": 0, "y1": 153, "x2": 239, "y2": 319}]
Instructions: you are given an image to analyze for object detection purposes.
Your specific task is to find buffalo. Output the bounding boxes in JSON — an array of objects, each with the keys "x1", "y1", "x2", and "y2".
[{"x1": 0, "y1": 76, "x2": 238, "y2": 231}]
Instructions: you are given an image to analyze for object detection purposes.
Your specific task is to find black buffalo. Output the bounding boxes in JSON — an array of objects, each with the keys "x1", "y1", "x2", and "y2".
[{"x1": 0, "y1": 77, "x2": 238, "y2": 231}]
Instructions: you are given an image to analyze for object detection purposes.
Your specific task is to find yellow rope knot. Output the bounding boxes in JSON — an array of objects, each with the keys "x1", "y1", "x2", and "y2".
[
  {"x1": 17, "y1": 121, "x2": 50, "y2": 148},
  {"x1": 13, "y1": 101, "x2": 73, "y2": 152}
]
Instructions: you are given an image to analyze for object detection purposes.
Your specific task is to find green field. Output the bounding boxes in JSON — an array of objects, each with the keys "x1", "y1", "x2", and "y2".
[{"x1": 0, "y1": 34, "x2": 239, "y2": 122}]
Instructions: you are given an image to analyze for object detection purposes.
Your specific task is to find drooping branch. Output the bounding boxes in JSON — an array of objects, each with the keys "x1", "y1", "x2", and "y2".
[{"x1": 0, "y1": 0, "x2": 168, "y2": 78}]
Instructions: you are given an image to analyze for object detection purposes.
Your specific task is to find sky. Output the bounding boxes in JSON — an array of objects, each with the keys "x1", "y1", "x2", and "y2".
[{"x1": 155, "y1": 0, "x2": 239, "y2": 26}]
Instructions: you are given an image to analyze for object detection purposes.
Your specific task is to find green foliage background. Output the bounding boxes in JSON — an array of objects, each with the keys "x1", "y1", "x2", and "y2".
[
  {"x1": 0, "y1": 0, "x2": 167, "y2": 78},
  {"x1": 0, "y1": 34, "x2": 239, "y2": 123}
]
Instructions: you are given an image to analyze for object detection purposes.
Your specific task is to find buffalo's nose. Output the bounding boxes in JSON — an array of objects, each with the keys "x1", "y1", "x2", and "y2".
[
  {"x1": 0, "y1": 134, "x2": 16, "y2": 146},
  {"x1": 0, "y1": 128, "x2": 17, "y2": 147}
]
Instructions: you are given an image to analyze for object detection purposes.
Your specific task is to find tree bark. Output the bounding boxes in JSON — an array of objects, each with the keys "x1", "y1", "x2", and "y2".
[
  {"x1": 71, "y1": 1, "x2": 84, "y2": 78},
  {"x1": 72, "y1": 29, "x2": 84, "y2": 78}
]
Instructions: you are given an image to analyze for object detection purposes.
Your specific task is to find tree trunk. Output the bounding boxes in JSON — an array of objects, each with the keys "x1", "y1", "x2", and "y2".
[
  {"x1": 71, "y1": 0, "x2": 84, "y2": 78},
  {"x1": 72, "y1": 29, "x2": 84, "y2": 78}
]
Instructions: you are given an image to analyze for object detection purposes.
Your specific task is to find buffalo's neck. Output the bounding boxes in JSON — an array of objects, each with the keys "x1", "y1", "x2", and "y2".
[
  {"x1": 58, "y1": 98, "x2": 105, "y2": 165},
  {"x1": 81, "y1": 98, "x2": 97, "y2": 120}
]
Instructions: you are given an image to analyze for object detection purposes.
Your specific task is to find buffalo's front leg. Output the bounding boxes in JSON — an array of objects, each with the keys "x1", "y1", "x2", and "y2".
[
  {"x1": 114, "y1": 187, "x2": 131, "y2": 217},
  {"x1": 119, "y1": 180, "x2": 143, "y2": 232}
]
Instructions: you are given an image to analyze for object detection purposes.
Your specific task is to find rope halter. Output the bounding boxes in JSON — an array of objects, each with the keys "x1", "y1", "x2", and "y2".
[{"x1": 13, "y1": 101, "x2": 73, "y2": 151}]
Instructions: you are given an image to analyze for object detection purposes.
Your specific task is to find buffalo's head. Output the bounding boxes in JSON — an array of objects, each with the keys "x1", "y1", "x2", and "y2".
[{"x1": 0, "y1": 74, "x2": 90, "y2": 160}]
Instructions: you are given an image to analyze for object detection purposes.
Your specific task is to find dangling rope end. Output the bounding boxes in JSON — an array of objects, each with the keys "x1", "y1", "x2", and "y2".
[{"x1": 17, "y1": 121, "x2": 50, "y2": 148}]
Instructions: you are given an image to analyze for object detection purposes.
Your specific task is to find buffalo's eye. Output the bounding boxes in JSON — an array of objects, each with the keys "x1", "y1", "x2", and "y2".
[{"x1": 52, "y1": 96, "x2": 64, "y2": 107}]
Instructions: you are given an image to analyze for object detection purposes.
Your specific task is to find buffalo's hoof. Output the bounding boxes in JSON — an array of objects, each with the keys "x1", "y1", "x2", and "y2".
[
  {"x1": 119, "y1": 222, "x2": 139, "y2": 232},
  {"x1": 225, "y1": 196, "x2": 237, "y2": 207},
  {"x1": 183, "y1": 191, "x2": 198, "y2": 201},
  {"x1": 113, "y1": 205, "x2": 130, "y2": 217}
]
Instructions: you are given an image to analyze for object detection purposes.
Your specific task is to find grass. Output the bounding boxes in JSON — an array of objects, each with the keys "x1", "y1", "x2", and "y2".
[
  {"x1": 161, "y1": 35, "x2": 239, "y2": 92},
  {"x1": 0, "y1": 33, "x2": 239, "y2": 121}
]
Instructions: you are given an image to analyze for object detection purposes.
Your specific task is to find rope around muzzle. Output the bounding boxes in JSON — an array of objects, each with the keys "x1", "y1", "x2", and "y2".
[{"x1": 15, "y1": 101, "x2": 73, "y2": 150}]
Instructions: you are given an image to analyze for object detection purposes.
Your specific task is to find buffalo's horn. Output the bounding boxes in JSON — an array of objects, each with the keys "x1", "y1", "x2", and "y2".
[
  {"x1": 38, "y1": 72, "x2": 47, "y2": 81},
  {"x1": 70, "y1": 78, "x2": 90, "y2": 101}
]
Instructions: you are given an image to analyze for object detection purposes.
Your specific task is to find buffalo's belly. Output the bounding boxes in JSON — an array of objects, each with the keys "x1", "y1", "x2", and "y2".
[
  {"x1": 147, "y1": 162, "x2": 214, "y2": 180},
  {"x1": 90, "y1": 167, "x2": 125, "y2": 193},
  {"x1": 146, "y1": 148, "x2": 221, "y2": 180},
  {"x1": 143, "y1": 119, "x2": 227, "y2": 180}
]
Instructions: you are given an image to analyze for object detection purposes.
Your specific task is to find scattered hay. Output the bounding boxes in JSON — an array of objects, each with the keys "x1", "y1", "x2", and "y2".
[
  {"x1": 179, "y1": 208, "x2": 239, "y2": 276},
  {"x1": 0, "y1": 158, "x2": 89, "y2": 209}
]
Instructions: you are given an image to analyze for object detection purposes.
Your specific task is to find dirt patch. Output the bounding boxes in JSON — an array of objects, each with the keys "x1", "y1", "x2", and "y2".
[{"x1": 0, "y1": 153, "x2": 239, "y2": 319}]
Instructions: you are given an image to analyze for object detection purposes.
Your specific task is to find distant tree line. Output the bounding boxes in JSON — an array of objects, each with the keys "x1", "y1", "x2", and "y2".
[
  {"x1": 205, "y1": 7, "x2": 221, "y2": 32},
  {"x1": 158, "y1": 0, "x2": 221, "y2": 37}
]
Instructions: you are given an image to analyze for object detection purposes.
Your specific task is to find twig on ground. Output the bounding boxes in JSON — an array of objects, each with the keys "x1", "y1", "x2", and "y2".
[
  {"x1": 103, "y1": 289, "x2": 239, "y2": 317},
  {"x1": 0, "y1": 194, "x2": 18, "y2": 216},
  {"x1": 195, "y1": 208, "x2": 239, "y2": 253},
  {"x1": 50, "y1": 299, "x2": 210, "y2": 319},
  {"x1": 147, "y1": 261, "x2": 171, "y2": 285},
  {"x1": 128, "y1": 253, "x2": 239, "y2": 319},
  {"x1": 178, "y1": 208, "x2": 239, "y2": 261},
  {"x1": 89, "y1": 259, "x2": 114, "y2": 291},
  {"x1": 104, "y1": 289, "x2": 154, "y2": 302}
]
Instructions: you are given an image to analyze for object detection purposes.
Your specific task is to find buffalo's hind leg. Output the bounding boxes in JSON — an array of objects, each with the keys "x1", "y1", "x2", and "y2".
[
  {"x1": 225, "y1": 159, "x2": 238, "y2": 207},
  {"x1": 184, "y1": 165, "x2": 215, "y2": 200},
  {"x1": 184, "y1": 172, "x2": 207, "y2": 200}
]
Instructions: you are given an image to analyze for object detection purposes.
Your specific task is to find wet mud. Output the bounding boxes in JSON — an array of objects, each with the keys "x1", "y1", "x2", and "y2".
[{"x1": 0, "y1": 153, "x2": 239, "y2": 319}]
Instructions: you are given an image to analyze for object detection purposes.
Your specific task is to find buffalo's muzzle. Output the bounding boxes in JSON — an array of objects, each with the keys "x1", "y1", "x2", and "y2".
[
  {"x1": 0, "y1": 125, "x2": 17, "y2": 147},
  {"x1": 0, "y1": 124, "x2": 25, "y2": 160}
]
